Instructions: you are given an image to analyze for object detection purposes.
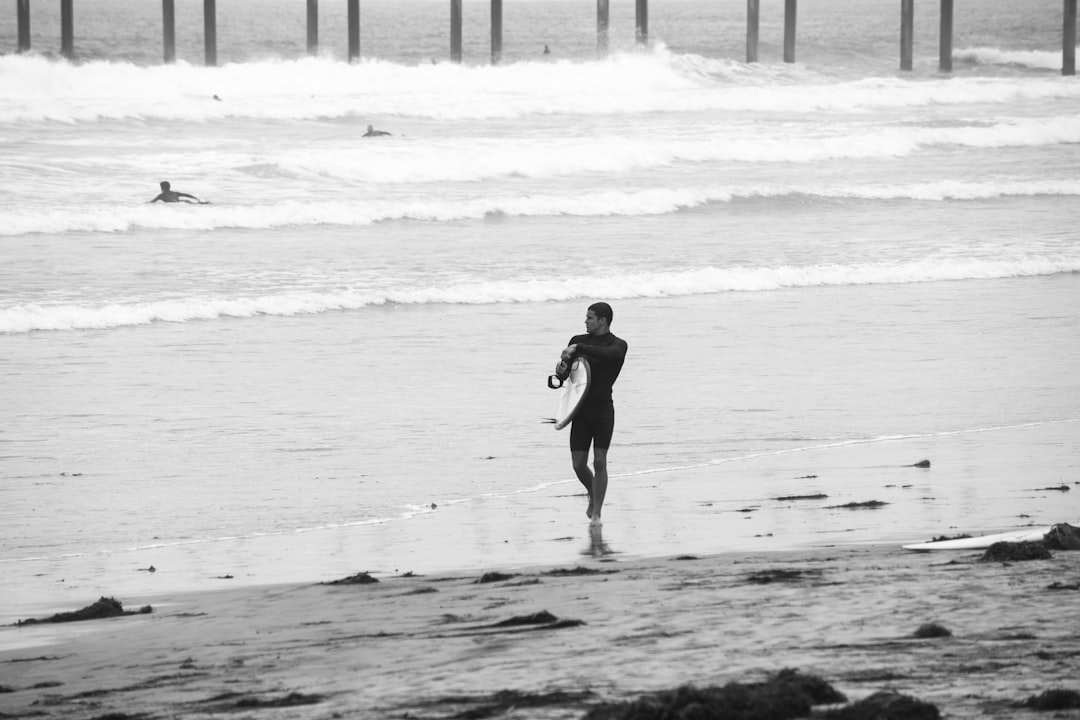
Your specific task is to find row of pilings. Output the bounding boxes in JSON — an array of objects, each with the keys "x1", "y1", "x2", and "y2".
[{"x1": 10, "y1": 0, "x2": 1080, "y2": 75}]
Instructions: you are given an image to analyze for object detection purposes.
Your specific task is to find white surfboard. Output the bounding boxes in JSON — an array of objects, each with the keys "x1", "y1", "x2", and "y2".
[
  {"x1": 902, "y1": 526, "x2": 1051, "y2": 551},
  {"x1": 552, "y1": 357, "x2": 591, "y2": 431}
]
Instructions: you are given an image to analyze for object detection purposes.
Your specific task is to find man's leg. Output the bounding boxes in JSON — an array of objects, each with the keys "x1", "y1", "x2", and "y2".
[
  {"x1": 591, "y1": 448, "x2": 608, "y2": 524},
  {"x1": 571, "y1": 450, "x2": 594, "y2": 517}
]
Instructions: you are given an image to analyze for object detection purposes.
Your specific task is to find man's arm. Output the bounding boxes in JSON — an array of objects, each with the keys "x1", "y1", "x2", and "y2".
[
  {"x1": 177, "y1": 192, "x2": 199, "y2": 202},
  {"x1": 573, "y1": 338, "x2": 628, "y2": 363}
]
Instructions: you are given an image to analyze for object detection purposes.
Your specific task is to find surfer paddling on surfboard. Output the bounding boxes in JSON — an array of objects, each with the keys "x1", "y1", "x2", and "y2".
[{"x1": 552, "y1": 302, "x2": 628, "y2": 527}]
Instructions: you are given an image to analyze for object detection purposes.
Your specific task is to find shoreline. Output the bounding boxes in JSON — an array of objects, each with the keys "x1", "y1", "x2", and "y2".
[
  {"x1": 2, "y1": 541, "x2": 1078, "y2": 720},
  {"x1": 2, "y1": 420, "x2": 1076, "y2": 627}
]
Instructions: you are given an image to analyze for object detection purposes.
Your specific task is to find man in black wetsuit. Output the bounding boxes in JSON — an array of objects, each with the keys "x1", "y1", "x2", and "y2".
[
  {"x1": 553, "y1": 302, "x2": 628, "y2": 526},
  {"x1": 150, "y1": 181, "x2": 208, "y2": 204}
]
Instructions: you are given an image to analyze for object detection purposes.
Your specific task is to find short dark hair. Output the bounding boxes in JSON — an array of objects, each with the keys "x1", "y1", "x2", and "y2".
[{"x1": 589, "y1": 302, "x2": 613, "y2": 325}]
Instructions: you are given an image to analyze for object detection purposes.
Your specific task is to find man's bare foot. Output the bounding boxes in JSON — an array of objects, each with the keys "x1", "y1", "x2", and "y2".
[{"x1": 590, "y1": 515, "x2": 602, "y2": 528}]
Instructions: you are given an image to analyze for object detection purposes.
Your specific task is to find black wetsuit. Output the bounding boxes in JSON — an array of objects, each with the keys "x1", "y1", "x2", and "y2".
[{"x1": 565, "y1": 332, "x2": 628, "y2": 451}]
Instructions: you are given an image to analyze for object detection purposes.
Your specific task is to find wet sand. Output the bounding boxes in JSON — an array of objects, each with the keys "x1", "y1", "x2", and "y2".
[{"x1": 2, "y1": 541, "x2": 1078, "y2": 720}]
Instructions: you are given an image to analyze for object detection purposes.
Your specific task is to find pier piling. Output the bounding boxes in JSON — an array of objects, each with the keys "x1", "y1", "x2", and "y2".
[
  {"x1": 939, "y1": 0, "x2": 953, "y2": 72},
  {"x1": 597, "y1": 0, "x2": 609, "y2": 55},
  {"x1": 746, "y1": 0, "x2": 759, "y2": 63},
  {"x1": 1066, "y1": 0, "x2": 1078, "y2": 75},
  {"x1": 636, "y1": 0, "x2": 648, "y2": 47},
  {"x1": 163, "y1": 0, "x2": 176, "y2": 63},
  {"x1": 204, "y1": 0, "x2": 217, "y2": 66},
  {"x1": 348, "y1": 0, "x2": 360, "y2": 62},
  {"x1": 450, "y1": 0, "x2": 462, "y2": 63},
  {"x1": 61, "y1": 0, "x2": 73, "y2": 59},
  {"x1": 491, "y1": 0, "x2": 502, "y2": 64},
  {"x1": 783, "y1": 0, "x2": 797, "y2": 63},
  {"x1": 307, "y1": 0, "x2": 318, "y2": 56},
  {"x1": 900, "y1": 0, "x2": 913, "y2": 71},
  {"x1": 16, "y1": 0, "x2": 30, "y2": 53}
]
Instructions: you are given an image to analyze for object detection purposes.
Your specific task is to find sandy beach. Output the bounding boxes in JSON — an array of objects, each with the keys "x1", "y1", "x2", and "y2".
[{"x1": 2, "y1": 538, "x2": 1079, "y2": 720}]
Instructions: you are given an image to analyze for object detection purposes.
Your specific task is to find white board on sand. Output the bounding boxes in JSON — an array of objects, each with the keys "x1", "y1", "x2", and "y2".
[
  {"x1": 902, "y1": 526, "x2": 1052, "y2": 551},
  {"x1": 552, "y1": 357, "x2": 590, "y2": 431}
]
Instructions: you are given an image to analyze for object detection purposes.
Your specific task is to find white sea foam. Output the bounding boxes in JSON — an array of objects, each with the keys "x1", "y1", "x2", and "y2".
[
  {"x1": 956, "y1": 45, "x2": 1078, "y2": 71},
  {"x1": 3, "y1": 180, "x2": 1078, "y2": 236},
  {"x1": 2, "y1": 49, "x2": 1079, "y2": 124},
  {"x1": 4, "y1": 256, "x2": 1077, "y2": 333}
]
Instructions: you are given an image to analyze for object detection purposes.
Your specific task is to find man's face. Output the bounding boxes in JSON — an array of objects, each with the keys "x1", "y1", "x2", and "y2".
[{"x1": 585, "y1": 310, "x2": 602, "y2": 335}]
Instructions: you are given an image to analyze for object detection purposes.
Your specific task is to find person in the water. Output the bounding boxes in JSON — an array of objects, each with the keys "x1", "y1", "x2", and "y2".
[
  {"x1": 150, "y1": 181, "x2": 208, "y2": 204},
  {"x1": 363, "y1": 124, "x2": 391, "y2": 137}
]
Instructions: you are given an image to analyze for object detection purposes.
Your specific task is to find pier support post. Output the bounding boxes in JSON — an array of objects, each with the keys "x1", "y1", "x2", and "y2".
[
  {"x1": 783, "y1": 0, "x2": 797, "y2": 63},
  {"x1": 61, "y1": 0, "x2": 74, "y2": 59},
  {"x1": 900, "y1": 0, "x2": 914, "y2": 71},
  {"x1": 1065, "y1": 0, "x2": 1077, "y2": 75},
  {"x1": 163, "y1": 0, "x2": 176, "y2": 63},
  {"x1": 204, "y1": 0, "x2": 217, "y2": 66},
  {"x1": 348, "y1": 0, "x2": 360, "y2": 62},
  {"x1": 450, "y1": 0, "x2": 462, "y2": 63},
  {"x1": 636, "y1": 0, "x2": 648, "y2": 47},
  {"x1": 17, "y1": 0, "x2": 30, "y2": 53},
  {"x1": 746, "y1": 0, "x2": 759, "y2": 63},
  {"x1": 491, "y1": 0, "x2": 502, "y2": 64},
  {"x1": 307, "y1": 0, "x2": 318, "y2": 56},
  {"x1": 939, "y1": 0, "x2": 953, "y2": 72},
  {"x1": 597, "y1": 0, "x2": 609, "y2": 55}
]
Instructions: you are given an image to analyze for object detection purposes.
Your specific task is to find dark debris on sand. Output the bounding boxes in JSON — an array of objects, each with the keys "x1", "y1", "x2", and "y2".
[
  {"x1": 913, "y1": 622, "x2": 952, "y2": 639},
  {"x1": 825, "y1": 500, "x2": 889, "y2": 509},
  {"x1": 744, "y1": 568, "x2": 823, "y2": 585},
  {"x1": 980, "y1": 541, "x2": 1052, "y2": 562},
  {"x1": 541, "y1": 566, "x2": 617, "y2": 576},
  {"x1": 821, "y1": 690, "x2": 941, "y2": 720},
  {"x1": 475, "y1": 572, "x2": 516, "y2": 584},
  {"x1": 930, "y1": 533, "x2": 971, "y2": 542},
  {"x1": 323, "y1": 571, "x2": 379, "y2": 585},
  {"x1": 15, "y1": 597, "x2": 152, "y2": 626},
  {"x1": 1021, "y1": 689, "x2": 1080, "y2": 711},
  {"x1": 1046, "y1": 581, "x2": 1080, "y2": 591},
  {"x1": 489, "y1": 611, "x2": 585, "y2": 631},
  {"x1": 1043, "y1": 523, "x2": 1080, "y2": 550},
  {"x1": 775, "y1": 493, "x2": 829, "y2": 501},
  {"x1": 200, "y1": 690, "x2": 324, "y2": 710},
  {"x1": 410, "y1": 689, "x2": 597, "y2": 720},
  {"x1": 492, "y1": 611, "x2": 559, "y2": 627},
  {"x1": 583, "y1": 669, "x2": 847, "y2": 720}
]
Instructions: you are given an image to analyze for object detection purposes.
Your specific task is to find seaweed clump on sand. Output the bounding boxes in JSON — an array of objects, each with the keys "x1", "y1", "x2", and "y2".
[
  {"x1": 821, "y1": 690, "x2": 941, "y2": 720},
  {"x1": 1043, "y1": 523, "x2": 1080, "y2": 550},
  {"x1": 1022, "y1": 689, "x2": 1080, "y2": 711},
  {"x1": 980, "y1": 541, "x2": 1052, "y2": 562},
  {"x1": 323, "y1": 572, "x2": 379, "y2": 585},
  {"x1": 15, "y1": 597, "x2": 152, "y2": 626},
  {"x1": 583, "y1": 668, "x2": 846, "y2": 720},
  {"x1": 913, "y1": 623, "x2": 952, "y2": 639}
]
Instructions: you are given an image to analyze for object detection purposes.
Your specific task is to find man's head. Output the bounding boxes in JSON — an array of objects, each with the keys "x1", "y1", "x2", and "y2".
[
  {"x1": 160, "y1": 181, "x2": 171, "y2": 191},
  {"x1": 585, "y1": 302, "x2": 613, "y2": 335}
]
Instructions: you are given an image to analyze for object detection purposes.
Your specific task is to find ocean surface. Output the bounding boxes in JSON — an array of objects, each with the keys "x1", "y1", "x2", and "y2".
[{"x1": 2, "y1": 0, "x2": 1079, "y2": 624}]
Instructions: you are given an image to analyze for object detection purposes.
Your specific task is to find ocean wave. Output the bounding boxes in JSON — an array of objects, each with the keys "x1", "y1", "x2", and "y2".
[
  {"x1": 3, "y1": 257, "x2": 1077, "y2": 333},
  {"x1": 3, "y1": 180, "x2": 1078, "y2": 236},
  {"x1": 956, "y1": 45, "x2": 1077, "y2": 71},
  {"x1": 2, "y1": 48, "x2": 1079, "y2": 124}
]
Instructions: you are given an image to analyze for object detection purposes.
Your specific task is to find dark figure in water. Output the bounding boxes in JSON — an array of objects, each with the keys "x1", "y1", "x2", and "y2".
[
  {"x1": 150, "y1": 181, "x2": 208, "y2": 204},
  {"x1": 363, "y1": 124, "x2": 392, "y2": 137}
]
